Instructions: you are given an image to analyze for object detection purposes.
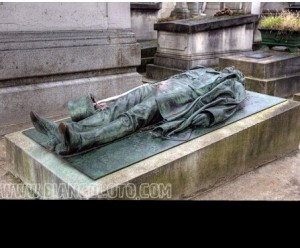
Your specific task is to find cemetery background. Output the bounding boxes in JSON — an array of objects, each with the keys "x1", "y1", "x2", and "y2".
[{"x1": 0, "y1": 2, "x2": 299, "y2": 199}]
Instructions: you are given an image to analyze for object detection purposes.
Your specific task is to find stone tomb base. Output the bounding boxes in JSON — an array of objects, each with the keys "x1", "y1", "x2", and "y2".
[
  {"x1": 219, "y1": 51, "x2": 300, "y2": 98},
  {"x1": 146, "y1": 15, "x2": 257, "y2": 80},
  {"x1": 5, "y1": 96, "x2": 300, "y2": 199}
]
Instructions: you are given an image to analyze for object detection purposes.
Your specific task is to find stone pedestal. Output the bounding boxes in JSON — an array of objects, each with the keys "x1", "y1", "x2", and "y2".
[
  {"x1": 5, "y1": 96, "x2": 300, "y2": 199},
  {"x1": 219, "y1": 51, "x2": 300, "y2": 97},
  {"x1": 0, "y1": 3, "x2": 142, "y2": 135},
  {"x1": 146, "y1": 15, "x2": 258, "y2": 80}
]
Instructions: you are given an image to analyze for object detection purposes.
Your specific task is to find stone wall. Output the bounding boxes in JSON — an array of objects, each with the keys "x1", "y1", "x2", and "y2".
[
  {"x1": 0, "y1": 3, "x2": 131, "y2": 31},
  {"x1": 0, "y1": 3, "x2": 141, "y2": 135},
  {"x1": 131, "y1": 2, "x2": 175, "y2": 41}
]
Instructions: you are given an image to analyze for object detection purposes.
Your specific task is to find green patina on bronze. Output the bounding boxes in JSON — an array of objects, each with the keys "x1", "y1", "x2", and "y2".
[
  {"x1": 23, "y1": 91, "x2": 285, "y2": 180},
  {"x1": 68, "y1": 93, "x2": 97, "y2": 122},
  {"x1": 28, "y1": 66, "x2": 250, "y2": 156}
]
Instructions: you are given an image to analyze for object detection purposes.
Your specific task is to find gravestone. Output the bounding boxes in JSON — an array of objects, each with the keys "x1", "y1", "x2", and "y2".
[
  {"x1": 219, "y1": 51, "x2": 300, "y2": 97},
  {"x1": 5, "y1": 92, "x2": 300, "y2": 199},
  {"x1": 146, "y1": 14, "x2": 258, "y2": 80}
]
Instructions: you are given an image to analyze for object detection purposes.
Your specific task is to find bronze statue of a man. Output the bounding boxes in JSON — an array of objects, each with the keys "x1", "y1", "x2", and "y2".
[{"x1": 30, "y1": 66, "x2": 246, "y2": 155}]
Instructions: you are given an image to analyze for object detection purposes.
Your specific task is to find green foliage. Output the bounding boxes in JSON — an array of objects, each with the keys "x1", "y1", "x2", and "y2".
[{"x1": 259, "y1": 11, "x2": 300, "y2": 32}]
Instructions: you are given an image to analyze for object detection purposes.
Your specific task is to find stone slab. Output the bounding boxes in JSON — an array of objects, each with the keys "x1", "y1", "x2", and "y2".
[
  {"x1": 153, "y1": 50, "x2": 251, "y2": 70},
  {"x1": 5, "y1": 96, "x2": 300, "y2": 199},
  {"x1": 146, "y1": 15, "x2": 255, "y2": 78},
  {"x1": 0, "y1": 3, "x2": 109, "y2": 31},
  {"x1": 0, "y1": 3, "x2": 131, "y2": 32},
  {"x1": 22, "y1": 91, "x2": 286, "y2": 180},
  {"x1": 154, "y1": 14, "x2": 258, "y2": 34},
  {"x1": 0, "y1": 30, "x2": 137, "y2": 51},
  {"x1": 293, "y1": 93, "x2": 300, "y2": 101},
  {"x1": 146, "y1": 20, "x2": 254, "y2": 76},
  {"x1": 0, "y1": 72, "x2": 142, "y2": 136},
  {"x1": 219, "y1": 51, "x2": 300, "y2": 79},
  {"x1": 245, "y1": 73, "x2": 300, "y2": 98},
  {"x1": 0, "y1": 30, "x2": 140, "y2": 81},
  {"x1": 156, "y1": 26, "x2": 253, "y2": 57}
]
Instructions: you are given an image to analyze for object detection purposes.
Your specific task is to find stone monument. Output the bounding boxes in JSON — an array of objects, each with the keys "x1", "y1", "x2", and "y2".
[
  {"x1": 219, "y1": 51, "x2": 300, "y2": 97},
  {"x1": 146, "y1": 14, "x2": 258, "y2": 80},
  {"x1": 5, "y1": 66, "x2": 300, "y2": 198},
  {"x1": 0, "y1": 3, "x2": 141, "y2": 136},
  {"x1": 28, "y1": 66, "x2": 247, "y2": 156}
]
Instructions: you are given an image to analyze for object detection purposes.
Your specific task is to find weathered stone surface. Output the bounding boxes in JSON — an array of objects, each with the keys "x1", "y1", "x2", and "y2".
[
  {"x1": 193, "y1": 148, "x2": 300, "y2": 200},
  {"x1": 154, "y1": 14, "x2": 258, "y2": 33},
  {"x1": 130, "y1": 3, "x2": 162, "y2": 41},
  {"x1": 245, "y1": 74, "x2": 300, "y2": 98},
  {"x1": 146, "y1": 64, "x2": 183, "y2": 80},
  {"x1": 0, "y1": 72, "x2": 142, "y2": 136},
  {"x1": 153, "y1": 51, "x2": 244, "y2": 69},
  {"x1": 107, "y1": 3, "x2": 131, "y2": 29},
  {"x1": 293, "y1": 93, "x2": 300, "y2": 101},
  {"x1": 156, "y1": 25, "x2": 253, "y2": 58},
  {"x1": 0, "y1": 3, "x2": 131, "y2": 31},
  {"x1": 146, "y1": 15, "x2": 256, "y2": 78},
  {"x1": 5, "y1": 100, "x2": 300, "y2": 199},
  {"x1": 0, "y1": 30, "x2": 140, "y2": 81},
  {"x1": 0, "y1": 4, "x2": 141, "y2": 136},
  {"x1": 219, "y1": 51, "x2": 300, "y2": 97},
  {"x1": 0, "y1": 3, "x2": 108, "y2": 31},
  {"x1": 219, "y1": 52, "x2": 300, "y2": 79}
]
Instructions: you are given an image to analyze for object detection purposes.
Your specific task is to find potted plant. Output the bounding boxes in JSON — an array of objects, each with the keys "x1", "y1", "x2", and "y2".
[{"x1": 258, "y1": 11, "x2": 300, "y2": 52}]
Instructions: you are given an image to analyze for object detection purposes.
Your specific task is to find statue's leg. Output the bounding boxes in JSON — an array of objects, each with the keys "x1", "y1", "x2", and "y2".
[
  {"x1": 67, "y1": 84, "x2": 156, "y2": 132},
  {"x1": 30, "y1": 111, "x2": 62, "y2": 151},
  {"x1": 58, "y1": 94, "x2": 161, "y2": 155}
]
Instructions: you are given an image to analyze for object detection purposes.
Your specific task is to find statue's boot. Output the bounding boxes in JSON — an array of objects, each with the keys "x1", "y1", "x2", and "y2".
[
  {"x1": 58, "y1": 115, "x2": 133, "y2": 155},
  {"x1": 30, "y1": 111, "x2": 61, "y2": 151}
]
